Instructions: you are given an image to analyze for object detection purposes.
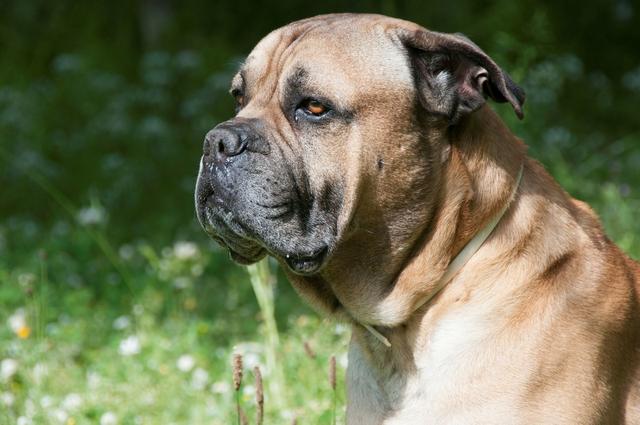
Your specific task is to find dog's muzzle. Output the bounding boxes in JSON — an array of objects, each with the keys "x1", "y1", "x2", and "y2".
[
  {"x1": 195, "y1": 122, "x2": 268, "y2": 264},
  {"x1": 195, "y1": 119, "x2": 335, "y2": 275}
]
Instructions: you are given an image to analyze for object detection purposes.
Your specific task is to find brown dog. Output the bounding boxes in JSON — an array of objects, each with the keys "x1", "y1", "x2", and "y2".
[{"x1": 195, "y1": 14, "x2": 640, "y2": 424}]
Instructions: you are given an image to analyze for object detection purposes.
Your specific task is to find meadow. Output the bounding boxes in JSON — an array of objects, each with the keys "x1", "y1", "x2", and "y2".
[{"x1": 1, "y1": 2, "x2": 639, "y2": 424}]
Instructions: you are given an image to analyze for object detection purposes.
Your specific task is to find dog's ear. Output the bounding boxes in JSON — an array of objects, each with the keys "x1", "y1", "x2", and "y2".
[{"x1": 396, "y1": 28, "x2": 525, "y2": 123}]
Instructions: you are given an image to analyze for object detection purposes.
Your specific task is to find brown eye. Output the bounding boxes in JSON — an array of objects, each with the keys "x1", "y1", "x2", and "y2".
[{"x1": 303, "y1": 99, "x2": 327, "y2": 116}]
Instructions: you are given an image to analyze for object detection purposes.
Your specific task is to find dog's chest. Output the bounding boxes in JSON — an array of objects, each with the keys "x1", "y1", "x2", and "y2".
[{"x1": 346, "y1": 306, "x2": 532, "y2": 424}]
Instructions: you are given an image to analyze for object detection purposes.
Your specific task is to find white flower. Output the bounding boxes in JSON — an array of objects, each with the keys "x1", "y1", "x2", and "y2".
[
  {"x1": 211, "y1": 381, "x2": 230, "y2": 394},
  {"x1": 191, "y1": 367, "x2": 209, "y2": 390},
  {"x1": 173, "y1": 241, "x2": 198, "y2": 260},
  {"x1": 51, "y1": 408, "x2": 68, "y2": 423},
  {"x1": 242, "y1": 384, "x2": 255, "y2": 397},
  {"x1": 32, "y1": 363, "x2": 48, "y2": 384},
  {"x1": 338, "y1": 352, "x2": 348, "y2": 369},
  {"x1": 87, "y1": 371, "x2": 101, "y2": 389},
  {"x1": 100, "y1": 411, "x2": 118, "y2": 425},
  {"x1": 142, "y1": 393, "x2": 155, "y2": 406},
  {"x1": 62, "y1": 393, "x2": 82, "y2": 411},
  {"x1": 176, "y1": 354, "x2": 195, "y2": 372},
  {"x1": 8, "y1": 309, "x2": 27, "y2": 333},
  {"x1": 118, "y1": 335, "x2": 141, "y2": 356},
  {"x1": 77, "y1": 205, "x2": 106, "y2": 226},
  {"x1": 280, "y1": 410, "x2": 296, "y2": 421},
  {"x1": 1, "y1": 391, "x2": 15, "y2": 406},
  {"x1": 118, "y1": 244, "x2": 135, "y2": 261},
  {"x1": 1, "y1": 358, "x2": 18, "y2": 381},
  {"x1": 112, "y1": 316, "x2": 131, "y2": 330},
  {"x1": 334, "y1": 323, "x2": 349, "y2": 335},
  {"x1": 173, "y1": 277, "x2": 190, "y2": 290},
  {"x1": 40, "y1": 395, "x2": 54, "y2": 408},
  {"x1": 233, "y1": 342, "x2": 262, "y2": 369},
  {"x1": 243, "y1": 352, "x2": 260, "y2": 370},
  {"x1": 17, "y1": 274, "x2": 36, "y2": 287},
  {"x1": 24, "y1": 398, "x2": 36, "y2": 417}
]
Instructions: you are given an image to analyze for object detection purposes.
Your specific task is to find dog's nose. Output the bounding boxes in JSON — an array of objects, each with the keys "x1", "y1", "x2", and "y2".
[{"x1": 203, "y1": 127, "x2": 248, "y2": 162}]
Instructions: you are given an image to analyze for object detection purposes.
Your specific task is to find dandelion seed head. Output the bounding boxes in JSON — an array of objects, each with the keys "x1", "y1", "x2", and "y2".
[
  {"x1": 1, "y1": 358, "x2": 18, "y2": 381},
  {"x1": 8, "y1": 309, "x2": 27, "y2": 334},
  {"x1": 51, "y1": 408, "x2": 68, "y2": 423},
  {"x1": 176, "y1": 354, "x2": 195, "y2": 372},
  {"x1": 118, "y1": 335, "x2": 141, "y2": 356},
  {"x1": 77, "y1": 205, "x2": 107, "y2": 226},
  {"x1": 112, "y1": 316, "x2": 131, "y2": 330},
  {"x1": 62, "y1": 393, "x2": 83, "y2": 411},
  {"x1": 100, "y1": 412, "x2": 117, "y2": 425},
  {"x1": 190, "y1": 367, "x2": 209, "y2": 390},
  {"x1": 211, "y1": 381, "x2": 230, "y2": 394},
  {"x1": 0, "y1": 391, "x2": 15, "y2": 407},
  {"x1": 242, "y1": 384, "x2": 255, "y2": 398},
  {"x1": 40, "y1": 395, "x2": 54, "y2": 408},
  {"x1": 173, "y1": 241, "x2": 199, "y2": 260}
]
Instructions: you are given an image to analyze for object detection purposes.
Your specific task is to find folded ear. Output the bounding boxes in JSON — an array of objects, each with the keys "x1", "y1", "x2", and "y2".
[{"x1": 396, "y1": 28, "x2": 525, "y2": 123}]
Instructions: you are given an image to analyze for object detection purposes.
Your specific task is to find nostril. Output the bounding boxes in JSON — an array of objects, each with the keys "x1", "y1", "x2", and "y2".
[{"x1": 203, "y1": 126, "x2": 251, "y2": 162}]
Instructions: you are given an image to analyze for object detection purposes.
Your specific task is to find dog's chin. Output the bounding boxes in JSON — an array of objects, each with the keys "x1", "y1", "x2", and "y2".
[
  {"x1": 226, "y1": 236, "x2": 330, "y2": 276},
  {"x1": 197, "y1": 201, "x2": 333, "y2": 275},
  {"x1": 218, "y1": 236, "x2": 329, "y2": 275},
  {"x1": 228, "y1": 247, "x2": 267, "y2": 265},
  {"x1": 200, "y1": 220, "x2": 330, "y2": 274}
]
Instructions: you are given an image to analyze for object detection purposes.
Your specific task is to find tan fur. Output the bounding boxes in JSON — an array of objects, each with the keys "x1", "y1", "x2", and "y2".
[{"x1": 237, "y1": 13, "x2": 640, "y2": 424}]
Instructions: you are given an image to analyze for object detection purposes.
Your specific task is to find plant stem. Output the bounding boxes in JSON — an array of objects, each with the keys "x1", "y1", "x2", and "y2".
[{"x1": 247, "y1": 259, "x2": 287, "y2": 411}]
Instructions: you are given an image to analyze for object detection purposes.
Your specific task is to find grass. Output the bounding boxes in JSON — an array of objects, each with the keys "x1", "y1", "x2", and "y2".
[
  {"x1": 0, "y1": 227, "x2": 349, "y2": 424},
  {"x1": 0, "y1": 163, "x2": 349, "y2": 423}
]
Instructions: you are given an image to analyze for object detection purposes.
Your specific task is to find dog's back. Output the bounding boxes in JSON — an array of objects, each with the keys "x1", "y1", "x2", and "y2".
[{"x1": 624, "y1": 256, "x2": 640, "y2": 424}]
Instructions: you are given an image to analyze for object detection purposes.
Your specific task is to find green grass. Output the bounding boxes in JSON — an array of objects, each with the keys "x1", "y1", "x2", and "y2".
[{"x1": 0, "y1": 227, "x2": 349, "y2": 424}]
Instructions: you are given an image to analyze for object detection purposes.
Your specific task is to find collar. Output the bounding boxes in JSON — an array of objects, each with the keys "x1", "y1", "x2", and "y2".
[{"x1": 362, "y1": 164, "x2": 524, "y2": 348}]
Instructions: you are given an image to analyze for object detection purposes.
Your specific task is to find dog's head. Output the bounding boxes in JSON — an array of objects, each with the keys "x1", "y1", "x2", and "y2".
[{"x1": 195, "y1": 14, "x2": 524, "y2": 322}]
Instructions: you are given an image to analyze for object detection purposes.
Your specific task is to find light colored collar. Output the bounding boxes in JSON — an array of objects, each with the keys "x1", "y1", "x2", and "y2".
[{"x1": 362, "y1": 165, "x2": 524, "y2": 348}]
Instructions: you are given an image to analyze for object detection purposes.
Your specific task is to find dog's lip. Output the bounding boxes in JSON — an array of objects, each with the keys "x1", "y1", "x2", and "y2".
[
  {"x1": 198, "y1": 197, "x2": 267, "y2": 263},
  {"x1": 281, "y1": 245, "x2": 328, "y2": 276},
  {"x1": 229, "y1": 246, "x2": 267, "y2": 265},
  {"x1": 198, "y1": 189, "x2": 333, "y2": 274}
]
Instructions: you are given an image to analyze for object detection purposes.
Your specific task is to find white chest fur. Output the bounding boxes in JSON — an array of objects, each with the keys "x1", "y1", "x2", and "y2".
[{"x1": 345, "y1": 302, "x2": 536, "y2": 425}]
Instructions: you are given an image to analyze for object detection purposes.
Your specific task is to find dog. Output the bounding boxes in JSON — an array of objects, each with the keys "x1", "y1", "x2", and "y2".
[{"x1": 195, "y1": 13, "x2": 640, "y2": 424}]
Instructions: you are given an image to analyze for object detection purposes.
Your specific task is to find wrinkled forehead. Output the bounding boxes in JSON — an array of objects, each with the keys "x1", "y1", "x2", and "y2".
[{"x1": 234, "y1": 19, "x2": 414, "y2": 102}]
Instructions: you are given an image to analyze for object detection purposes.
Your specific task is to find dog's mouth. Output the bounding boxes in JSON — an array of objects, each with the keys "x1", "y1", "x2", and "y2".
[
  {"x1": 282, "y1": 245, "x2": 328, "y2": 275},
  {"x1": 197, "y1": 196, "x2": 265, "y2": 264},
  {"x1": 197, "y1": 194, "x2": 330, "y2": 275}
]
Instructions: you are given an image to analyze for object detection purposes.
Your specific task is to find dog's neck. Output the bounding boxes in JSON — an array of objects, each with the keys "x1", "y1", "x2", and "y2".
[
  {"x1": 362, "y1": 162, "x2": 523, "y2": 347},
  {"x1": 344, "y1": 106, "x2": 529, "y2": 381},
  {"x1": 364, "y1": 106, "x2": 527, "y2": 328}
]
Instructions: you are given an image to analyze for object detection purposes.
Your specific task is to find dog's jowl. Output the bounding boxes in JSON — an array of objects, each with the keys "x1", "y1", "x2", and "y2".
[{"x1": 195, "y1": 13, "x2": 640, "y2": 425}]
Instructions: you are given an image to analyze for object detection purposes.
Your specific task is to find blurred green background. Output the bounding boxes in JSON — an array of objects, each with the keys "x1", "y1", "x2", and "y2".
[{"x1": 0, "y1": 1, "x2": 638, "y2": 424}]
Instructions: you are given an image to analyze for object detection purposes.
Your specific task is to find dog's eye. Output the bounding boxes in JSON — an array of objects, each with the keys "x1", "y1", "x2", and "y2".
[
  {"x1": 231, "y1": 88, "x2": 244, "y2": 112},
  {"x1": 299, "y1": 99, "x2": 329, "y2": 117}
]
